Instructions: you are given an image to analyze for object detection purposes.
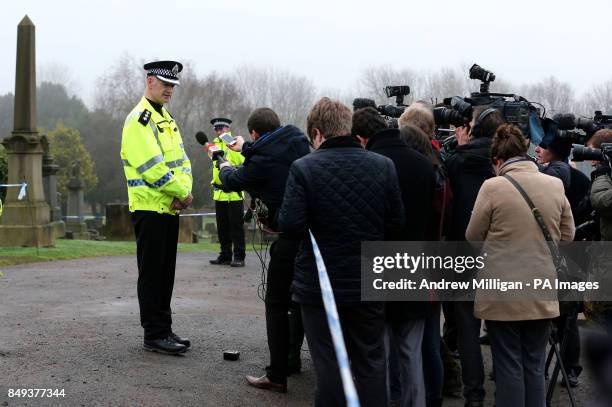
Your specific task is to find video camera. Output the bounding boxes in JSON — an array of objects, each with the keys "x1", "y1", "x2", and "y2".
[
  {"x1": 572, "y1": 143, "x2": 612, "y2": 169},
  {"x1": 554, "y1": 111, "x2": 612, "y2": 141},
  {"x1": 353, "y1": 85, "x2": 410, "y2": 124},
  {"x1": 436, "y1": 64, "x2": 538, "y2": 140}
]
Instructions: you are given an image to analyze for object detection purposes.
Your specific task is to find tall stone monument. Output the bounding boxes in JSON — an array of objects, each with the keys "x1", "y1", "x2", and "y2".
[{"x1": 0, "y1": 16, "x2": 54, "y2": 247}]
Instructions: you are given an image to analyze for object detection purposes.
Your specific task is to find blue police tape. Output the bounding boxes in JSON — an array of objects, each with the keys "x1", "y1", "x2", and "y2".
[
  {"x1": 0, "y1": 182, "x2": 27, "y2": 200},
  {"x1": 309, "y1": 230, "x2": 360, "y2": 407}
]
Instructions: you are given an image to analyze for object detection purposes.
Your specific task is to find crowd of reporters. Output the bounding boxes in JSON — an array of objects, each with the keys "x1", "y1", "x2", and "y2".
[{"x1": 214, "y1": 95, "x2": 612, "y2": 407}]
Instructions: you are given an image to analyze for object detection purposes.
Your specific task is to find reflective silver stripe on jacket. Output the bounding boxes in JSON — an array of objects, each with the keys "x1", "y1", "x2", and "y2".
[
  {"x1": 149, "y1": 121, "x2": 162, "y2": 150},
  {"x1": 166, "y1": 154, "x2": 190, "y2": 169},
  {"x1": 166, "y1": 158, "x2": 184, "y2": 168},
  {"x1": 136, "y1": 155, "x2": 164, "y2": 173},
  {"x1": 122, "y1": 155, "x2": 164, "y2": 174}
]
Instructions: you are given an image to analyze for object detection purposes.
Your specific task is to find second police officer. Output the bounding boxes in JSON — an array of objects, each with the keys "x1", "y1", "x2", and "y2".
[{"x1": 209, "y1": 118, "x2": 247, "y2": 267}]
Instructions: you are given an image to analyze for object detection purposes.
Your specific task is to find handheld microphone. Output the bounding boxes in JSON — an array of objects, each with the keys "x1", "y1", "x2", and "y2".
[
  {"x1": 195, "y1": 131, "x2": 224, "y2": 160},
  {"x1": 195, "y1": 131, "x2": 209, "y2": 145}
]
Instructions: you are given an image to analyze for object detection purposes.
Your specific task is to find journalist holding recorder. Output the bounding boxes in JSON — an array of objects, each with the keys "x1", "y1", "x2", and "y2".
[
  {"x1": 216, "y1": 108, "x2": 310, "y2": 393},
  {"x1": 466, "y1": 123, "x2": 575, "y2": 407}
]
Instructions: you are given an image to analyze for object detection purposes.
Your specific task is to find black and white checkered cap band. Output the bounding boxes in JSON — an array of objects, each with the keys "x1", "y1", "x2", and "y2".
[
  {"x1": 147, "y1": 68, "x2": 180, "y2": 85},
  {"x1": 212, "y1": 121, "x2": 231, "y2": 127}
]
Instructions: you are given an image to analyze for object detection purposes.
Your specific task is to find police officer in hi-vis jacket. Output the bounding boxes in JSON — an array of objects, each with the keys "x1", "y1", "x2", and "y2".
[{"x1": 121, "y1": 60, "x2": 192, "y2": 355}]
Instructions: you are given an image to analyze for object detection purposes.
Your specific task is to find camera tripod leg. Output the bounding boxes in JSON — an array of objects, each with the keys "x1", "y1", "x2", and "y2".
[
  {"x1": 545, "y1": 329, "x2": 577, "y2": 407},
  {"x1": 544, "y1": 341, "x2": 555, "y2": 378}
]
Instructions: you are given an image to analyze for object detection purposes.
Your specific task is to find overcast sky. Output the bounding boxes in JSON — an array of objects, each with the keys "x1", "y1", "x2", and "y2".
[{"x1": 1, "y1": 0, "x2": 610, "y2": 106}]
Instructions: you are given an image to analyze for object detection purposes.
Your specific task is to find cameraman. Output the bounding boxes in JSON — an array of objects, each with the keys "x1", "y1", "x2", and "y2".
[
  {"x1": 589, "y1": 129, "x2": 612, "y2": 334},
  {"x1": 534, "y1": 125, "x2": 571, "y2": 192},
  {"x1": 353, "y1": 107, "x2": 439, "y2": 407},
  {"x1": 217, "y1": 108, "x2": 311, "y2": 392},
  {"x1": 445, "y1": 106, "x2": 505, "y2": 407},
  {"x1": 537, "y1": 124, "x2": 591, "y2": 388}
]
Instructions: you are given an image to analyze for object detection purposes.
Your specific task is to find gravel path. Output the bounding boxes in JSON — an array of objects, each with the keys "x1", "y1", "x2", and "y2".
[{"x1": 0, "y1": 252, "x2": 595, "y2": 406}]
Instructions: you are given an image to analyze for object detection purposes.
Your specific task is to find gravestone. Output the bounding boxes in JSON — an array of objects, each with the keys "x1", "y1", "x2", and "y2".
[
  {"x1": 104, "y1": 203, "x2": 133, "y2": 241},
  {"x1": 41, "y1": 136, "x2": 65, "y2": 238},
  {"x1": 65, "y1": 160, "x2": 89, "y2": 239}
]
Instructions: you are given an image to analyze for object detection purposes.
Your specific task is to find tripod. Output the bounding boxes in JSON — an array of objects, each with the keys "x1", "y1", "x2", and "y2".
[{"x1": 545, "y1": 307, "x2": 578, "y2": 407}]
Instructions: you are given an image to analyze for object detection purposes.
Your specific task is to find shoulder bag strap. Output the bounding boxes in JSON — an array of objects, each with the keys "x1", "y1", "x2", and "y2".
[{"x1": 503, "y1": 174, "x2": 562, "y2": 266}]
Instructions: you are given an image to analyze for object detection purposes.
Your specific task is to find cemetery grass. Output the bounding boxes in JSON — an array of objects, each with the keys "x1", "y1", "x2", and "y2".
[{"x1": 0, "y1": 239, "x2": 226, "y2": 267}]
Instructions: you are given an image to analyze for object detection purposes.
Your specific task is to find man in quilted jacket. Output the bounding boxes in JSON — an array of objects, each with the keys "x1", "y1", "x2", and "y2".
[{"x1": 278, "y1": 97, "x2": 404, "y2": 407}]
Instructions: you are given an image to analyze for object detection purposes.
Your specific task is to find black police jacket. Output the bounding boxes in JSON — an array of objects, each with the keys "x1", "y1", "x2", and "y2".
[
  {"x1": 218, "y1": 125, "x2": 311, "y2": 230},
  {"x1": 278, "y1": 135, "x2": 404, "y2": 305},
  {"x1": 366, "y1": 128, "x2": 435, "y2": 241},
  {"x1": 367, "y1": 128, "x2": 435, "y2": 320},
  {"x1": 444, "y1": 136, "x2": 494, "y2": 241}
]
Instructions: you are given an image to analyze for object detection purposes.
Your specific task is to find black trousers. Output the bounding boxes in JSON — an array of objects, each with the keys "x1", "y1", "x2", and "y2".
[
  {"x1": 131, "y1": 211, "x2": 179, "y2": 340},
  {"x1": 215, "y1": 200, "x2": 245, "y2": 260},
  {"x1": 264, "y1": 236, "x2": 304, "y2": 384},
  {"x1": 454, "y1": 301, "x2": 485, "y2": 402},
  {"x1": 301, "y1": 302, "x2": 387, "y2": 407}
]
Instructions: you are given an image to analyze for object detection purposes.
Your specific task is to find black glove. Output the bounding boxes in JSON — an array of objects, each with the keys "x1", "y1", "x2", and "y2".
[
  {"x1": 591, "y1": 165, "x2": 611, "y2": 182},
  {"x1": 215, "y1": 156, "x2": 230, "y2": 171}
]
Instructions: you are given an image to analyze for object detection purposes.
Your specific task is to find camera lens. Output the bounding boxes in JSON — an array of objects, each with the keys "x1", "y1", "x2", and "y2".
[
  {"x1": 572, "y1": 144, "x2": 603, "y2": 161},
  {"x1": 469, "y1": 64, "x2": 495, "y2": 83}
]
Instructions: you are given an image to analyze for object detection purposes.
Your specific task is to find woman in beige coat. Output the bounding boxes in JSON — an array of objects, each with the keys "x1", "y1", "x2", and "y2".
[{"x1": 466, "y1": 124, "x2": 575, "y2": 407}]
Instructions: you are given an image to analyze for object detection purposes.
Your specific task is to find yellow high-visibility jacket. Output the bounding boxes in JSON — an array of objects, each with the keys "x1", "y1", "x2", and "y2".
[
  {"x1": 121, "y1": 97, "x2": 192, "y2": 214},
  {"x1": 211, "y1": 134, "x2": 245, "y2": 201}
]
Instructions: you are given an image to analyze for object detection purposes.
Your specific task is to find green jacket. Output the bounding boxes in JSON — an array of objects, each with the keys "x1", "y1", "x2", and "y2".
[
  {"x1": 591, "y1": 173, "x2": 612, "y2": 241},
  {"x1": 211, "y1": 134, "x2": 245, "y2": 201}
]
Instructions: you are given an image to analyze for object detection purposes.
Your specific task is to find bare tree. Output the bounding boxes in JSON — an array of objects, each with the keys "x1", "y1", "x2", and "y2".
[
  {"x1": 358, "y1": 65, "x2": 420, "y2": 105},
  {"x1": 93, "y1": 53, "x2": 143, "y2": 120},
  {"x1": 234, "y1": 66, "x2": 316, "y2": 129},
  {"x1": 38, "y1": 62, "x2": 81, "y2": 96},
  {"x1": 520, "y1": 76, "x2": 576, "y2": 116},
  {"x1": 420, "y1": 66, "x2": 473, "y2": 104},
  {"x1": 578, "y1": 78, "x2": 612, "y2": 117}
]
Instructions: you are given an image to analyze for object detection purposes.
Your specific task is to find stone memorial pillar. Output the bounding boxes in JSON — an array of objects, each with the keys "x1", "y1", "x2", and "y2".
[
  {"x1": 65, "y1": 160, "x2": 89, "y2": 239},
  {"x1": 41, "y1": 136, "x2": 65, "y2": 238},
  {"x1": 0, "y1": 16, "x2": 54, "y2": 247}
]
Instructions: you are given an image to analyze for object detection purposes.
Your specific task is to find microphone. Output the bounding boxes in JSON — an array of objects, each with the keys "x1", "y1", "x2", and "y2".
[
  {"x1": 195, "y1": 131, "x2": 209, "y2": 145},
  {"x1": 195, "y1": 130, "x2": 224, "y2": 160}
]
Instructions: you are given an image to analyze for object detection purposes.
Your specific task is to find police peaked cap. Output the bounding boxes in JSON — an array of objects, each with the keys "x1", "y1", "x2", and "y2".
[
  {"x1": 211, "y1": 118, "x2": 232, "y2": 128},
  {"x1": 144, "y1": 60, "x2": 183, "y2": 85}
]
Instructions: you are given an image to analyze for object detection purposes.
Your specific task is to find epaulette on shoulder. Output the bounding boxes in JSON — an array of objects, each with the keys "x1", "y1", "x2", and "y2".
[{"x1": 138, "y1": 109, "x2": 152, "y2": 126}]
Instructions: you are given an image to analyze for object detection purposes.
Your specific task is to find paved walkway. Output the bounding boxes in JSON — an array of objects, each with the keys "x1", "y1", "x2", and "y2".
[{"x1": 0, "y1": 252, "x2": 594, "y2": 406}]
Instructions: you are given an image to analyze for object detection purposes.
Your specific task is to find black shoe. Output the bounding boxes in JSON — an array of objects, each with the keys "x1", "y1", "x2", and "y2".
[
  {"x1": 442, "y1": 374, "x2": 462, "y2": 397},
  {"x1": 171, "y1": 333, "x2": 191, "y2": 348},
  {"x1": 143, "y1": 337, "x2": 187, "y2": 355},
  {"x1": 561, "y1": 370, "x2": 579, "y2": 388},
  {"x1": 230, "y1": 259, "x2": 245, "y2": 267},
  {"x1": 210, "y1": 256, "x2": 232, "y2": 265}
]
